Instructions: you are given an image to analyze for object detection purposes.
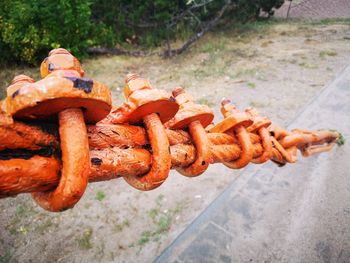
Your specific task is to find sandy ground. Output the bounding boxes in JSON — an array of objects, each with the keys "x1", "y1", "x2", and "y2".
[{"x1": 1, "y1": 19, "x2": 350, "y2": 263}]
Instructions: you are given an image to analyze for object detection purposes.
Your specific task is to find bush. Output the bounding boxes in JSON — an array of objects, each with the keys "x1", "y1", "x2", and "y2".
[
  {"x1": 91, "y1": 0, "x2": 186, "y2": 47},
  {"x1": 0, "y1": 0, "x2": 114, "y2": 64},
  {"x1": 259, "y1": 0, "x2": 285, "y2": 16},
  {"x1": 91, "y1": 0, "x2": 285, "y2": 47},
  {"x1": 0, "y1": 0, "x2": 284, "y2": 64}
]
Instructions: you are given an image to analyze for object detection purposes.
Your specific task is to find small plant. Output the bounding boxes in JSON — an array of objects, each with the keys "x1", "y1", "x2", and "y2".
[
  {"x1": 78, "y1": 228, "x2": 93, "y2": 250},
  {"x1": 329, "y1": 130, "x2": 345, "y2": 146},
  {"x1": 298, "y1": 62, "x2": 318, "y2": 69},
  {"x1": 135, "y1": 213, "x2": 172, "y2": 246},
  {"x1": 156, "y1": 214, "x2": 172, "y2": 233},
  {"x1": 336, "y1": 133, "x2": 345, "y2": 146},
  {"x1": 311, "y1": 18, "x2": 350, "y2": 26},
  {"x1": 319, "y1": 50, "x2": 337, "y2": 58},
  {"x1": 6, "y1": 203, "x2": 35, "y2": 235},
  {"x1": 137, "y1": 231, "x2": 152, "y2": 246},
  {"x1": 95, "y1": 191, "x2": 106, "y2": 201},
  {"x1": 36, "y1": 218, "x2": 53, "y2": 234},
  {"x1": 15, "y1": 205, "x2": 25, "y2": 216},
  {"x1": 235, "y1": 67, "x2": 260, "y2": 78},
  {"x1": 247, "y1": 82, "x2": 256, "y2": 89},
  {"x1": 113, "y1": 219, "x2": 130, "y2": 233},
  {"x1": 196, "y1": 97, "x2": 215, "y2": 107},
  {"x1": 148, "y1": 208, "x2": 160, "y2": 222},
  {"x1": 200, "y1": 38, "x2": 227, "y2": 53},
  {"x1": 131, "y1": 199, "x2": 186, "y2": 247}
]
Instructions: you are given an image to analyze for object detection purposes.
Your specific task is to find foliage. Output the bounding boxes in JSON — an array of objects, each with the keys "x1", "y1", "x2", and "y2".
[
  {"x1": 336, "y1": 133, "x2": 345, "y2": 146},
  {"x1": 331, "y1": 130, "x2": 346, "y2": 146},
  {"x1": 91, "y1": 0, "x2": 285, "y2": 47},
  {"x1": 0, "y1": 0, "x2": 285, "y2": 64},
  {"x1": 0, "y1": 0, "x2": 114, "y2": 64},
  {"x1": 91, "y1": 0, "x2": 186, "y2": 47},
  {"x1": 259, "y1": 0, "x2": 285, "y2": 16},
  {"x1": 0, "y1": 250, "x2": 12, "y2": 263},
  {"x1": 77, "y1": 228, "x2": 93, "y2": 250},
  {"x1": 95, "y1": 190, "x2": 106, "y2": 201}
]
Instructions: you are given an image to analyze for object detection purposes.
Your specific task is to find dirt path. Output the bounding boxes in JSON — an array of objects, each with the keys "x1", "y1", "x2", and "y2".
[{"x1": 1, "y1": 19, "x2": 350, "y2": 263}]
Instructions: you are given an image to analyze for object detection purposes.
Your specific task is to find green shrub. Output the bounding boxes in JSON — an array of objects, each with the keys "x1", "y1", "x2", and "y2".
[
  {"x1": 0, "y1": 0, "x2": 284, "y2": 64},
  {"x1": 91, "y1": 0, "x2": 285, "y2": 47},
  {"x1": 259, "y1": 0, "x2": 285, "y2": 16},
  {"x1": 91, "y1": 0, "x2": 186, "y2": 47},
  {"x1": 0, "y1": 0, "x2": 114, "y2": 64}
]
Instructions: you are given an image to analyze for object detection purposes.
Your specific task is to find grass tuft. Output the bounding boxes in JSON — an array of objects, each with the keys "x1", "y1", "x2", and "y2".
[
  {"x1": 196, "y1": 97, "x2": 215, "y2": 107},
  {"x1": 247, "y1": 82, "x2": 256, "y2": 89},
  {"x1": 319, "y1": 50, "x2": 337, "y2": 58},
  {"x1": 200, "y1": 38, "x2": 227, "y2": 53},
  {"x1": 112, "y1": 219, "x2": 130, "y2": 233},
  {"x1": 95, "y1": 191, "x2": 106, "y2": 201},
  {"x1": 78, "y1": 228, "x2": 93, "y2": 250},
  {"x1": 130, "y1": 197, "x2": 186, "y2": 248},
  {"x1": 336, "y1": 133, "x2": 346, "y2": 146},
  {"x1": 0, "y1": 250, "x2": 12, "y2": 263}
]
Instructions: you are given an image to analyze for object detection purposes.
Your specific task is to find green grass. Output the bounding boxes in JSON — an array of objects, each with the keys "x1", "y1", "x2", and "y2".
[
  {"x1": 36, "y1": 218, "x2": 54, "y2": 235},
  {"x1": 0, "y1": 250, "x2": 12, "y2": 263},
  {"x1": 200, "y1": 37, "x2": 227, "y2": 53},
  {"x1": 336, "y1": 133, "x2": 346, "y2": 146},
  {"x1": 148, "y1": 207, "x2": 161, "y2": 222},
  {"x1": 78, "y1": 228, "x2": 93, "y2": 250},
  {"x1": 235, "y1": 67, "x2": 260, "y2": 78},
  {"x1": 137, "y1": 230, "x2": 152, "y2": 246},
  {"x1": 298, "y1": 62, "x2": 318, "y2": 69},
  {"x1": 95, "y1": 191, "x2": 106, "y2": 201},
  {"x1": 319, "y1": 50, "x2": 337, "y2": 58},
  {"x1": 6, "y1": 203, "x2": 35, "y2": 235},
  {"x1": 15, "y1": 204, "x2": 26, "y2": 217},
  {"x1": 112, "y1": 219, "x2": 130, "y2": 233},
  {"x1": 230, "y1": 18, "x2": 284, "y2": 37},
  {"x1": 309, "y1": 18, "x2": 350, "y2": 26},
  {"x1": 136, "y1": 213, "x2": 172, "y2": 246},
  {"x1": 130, "y1": 196, "x2": 186, "y2": 248},
  {"x1": 247, "y1": 82, "x2": 256, "y2": 89},
  {"x1": 196, "y1": 97, "x2": 215, "y2": 107}
]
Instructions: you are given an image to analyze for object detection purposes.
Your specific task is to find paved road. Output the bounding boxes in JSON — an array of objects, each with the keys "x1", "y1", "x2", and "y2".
[{"x1": 154, "y1": 64, "x2": 350, "y2": 262}]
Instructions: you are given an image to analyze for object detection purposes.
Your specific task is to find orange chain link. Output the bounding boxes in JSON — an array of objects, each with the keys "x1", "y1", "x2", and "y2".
[{"x1": 0, "y1": 49, "x2": 341, "y2": 212}]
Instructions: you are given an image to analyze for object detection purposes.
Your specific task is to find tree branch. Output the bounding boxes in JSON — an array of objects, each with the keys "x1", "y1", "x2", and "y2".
[
  {"x1": 87, "y1": 1, "x2": 234, "y2": 58},
  {"x1": 161, "y1": 0, "x2": 235, "y2": 57}
]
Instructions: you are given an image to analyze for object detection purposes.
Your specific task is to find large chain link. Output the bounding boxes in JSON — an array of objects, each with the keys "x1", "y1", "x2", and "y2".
[{"x1": 0, "y1": 49, "x2": 340, "y2": 212}]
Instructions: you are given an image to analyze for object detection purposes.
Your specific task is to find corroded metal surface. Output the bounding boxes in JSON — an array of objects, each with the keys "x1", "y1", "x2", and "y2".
[{"x1": 0, "y1": 49, "x2": 340, "y2": 212}]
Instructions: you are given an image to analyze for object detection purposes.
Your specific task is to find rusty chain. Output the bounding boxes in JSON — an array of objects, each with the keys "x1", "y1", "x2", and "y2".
[{"x1": 0, "y1": 49, "x2": 340, "y2": 212}]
